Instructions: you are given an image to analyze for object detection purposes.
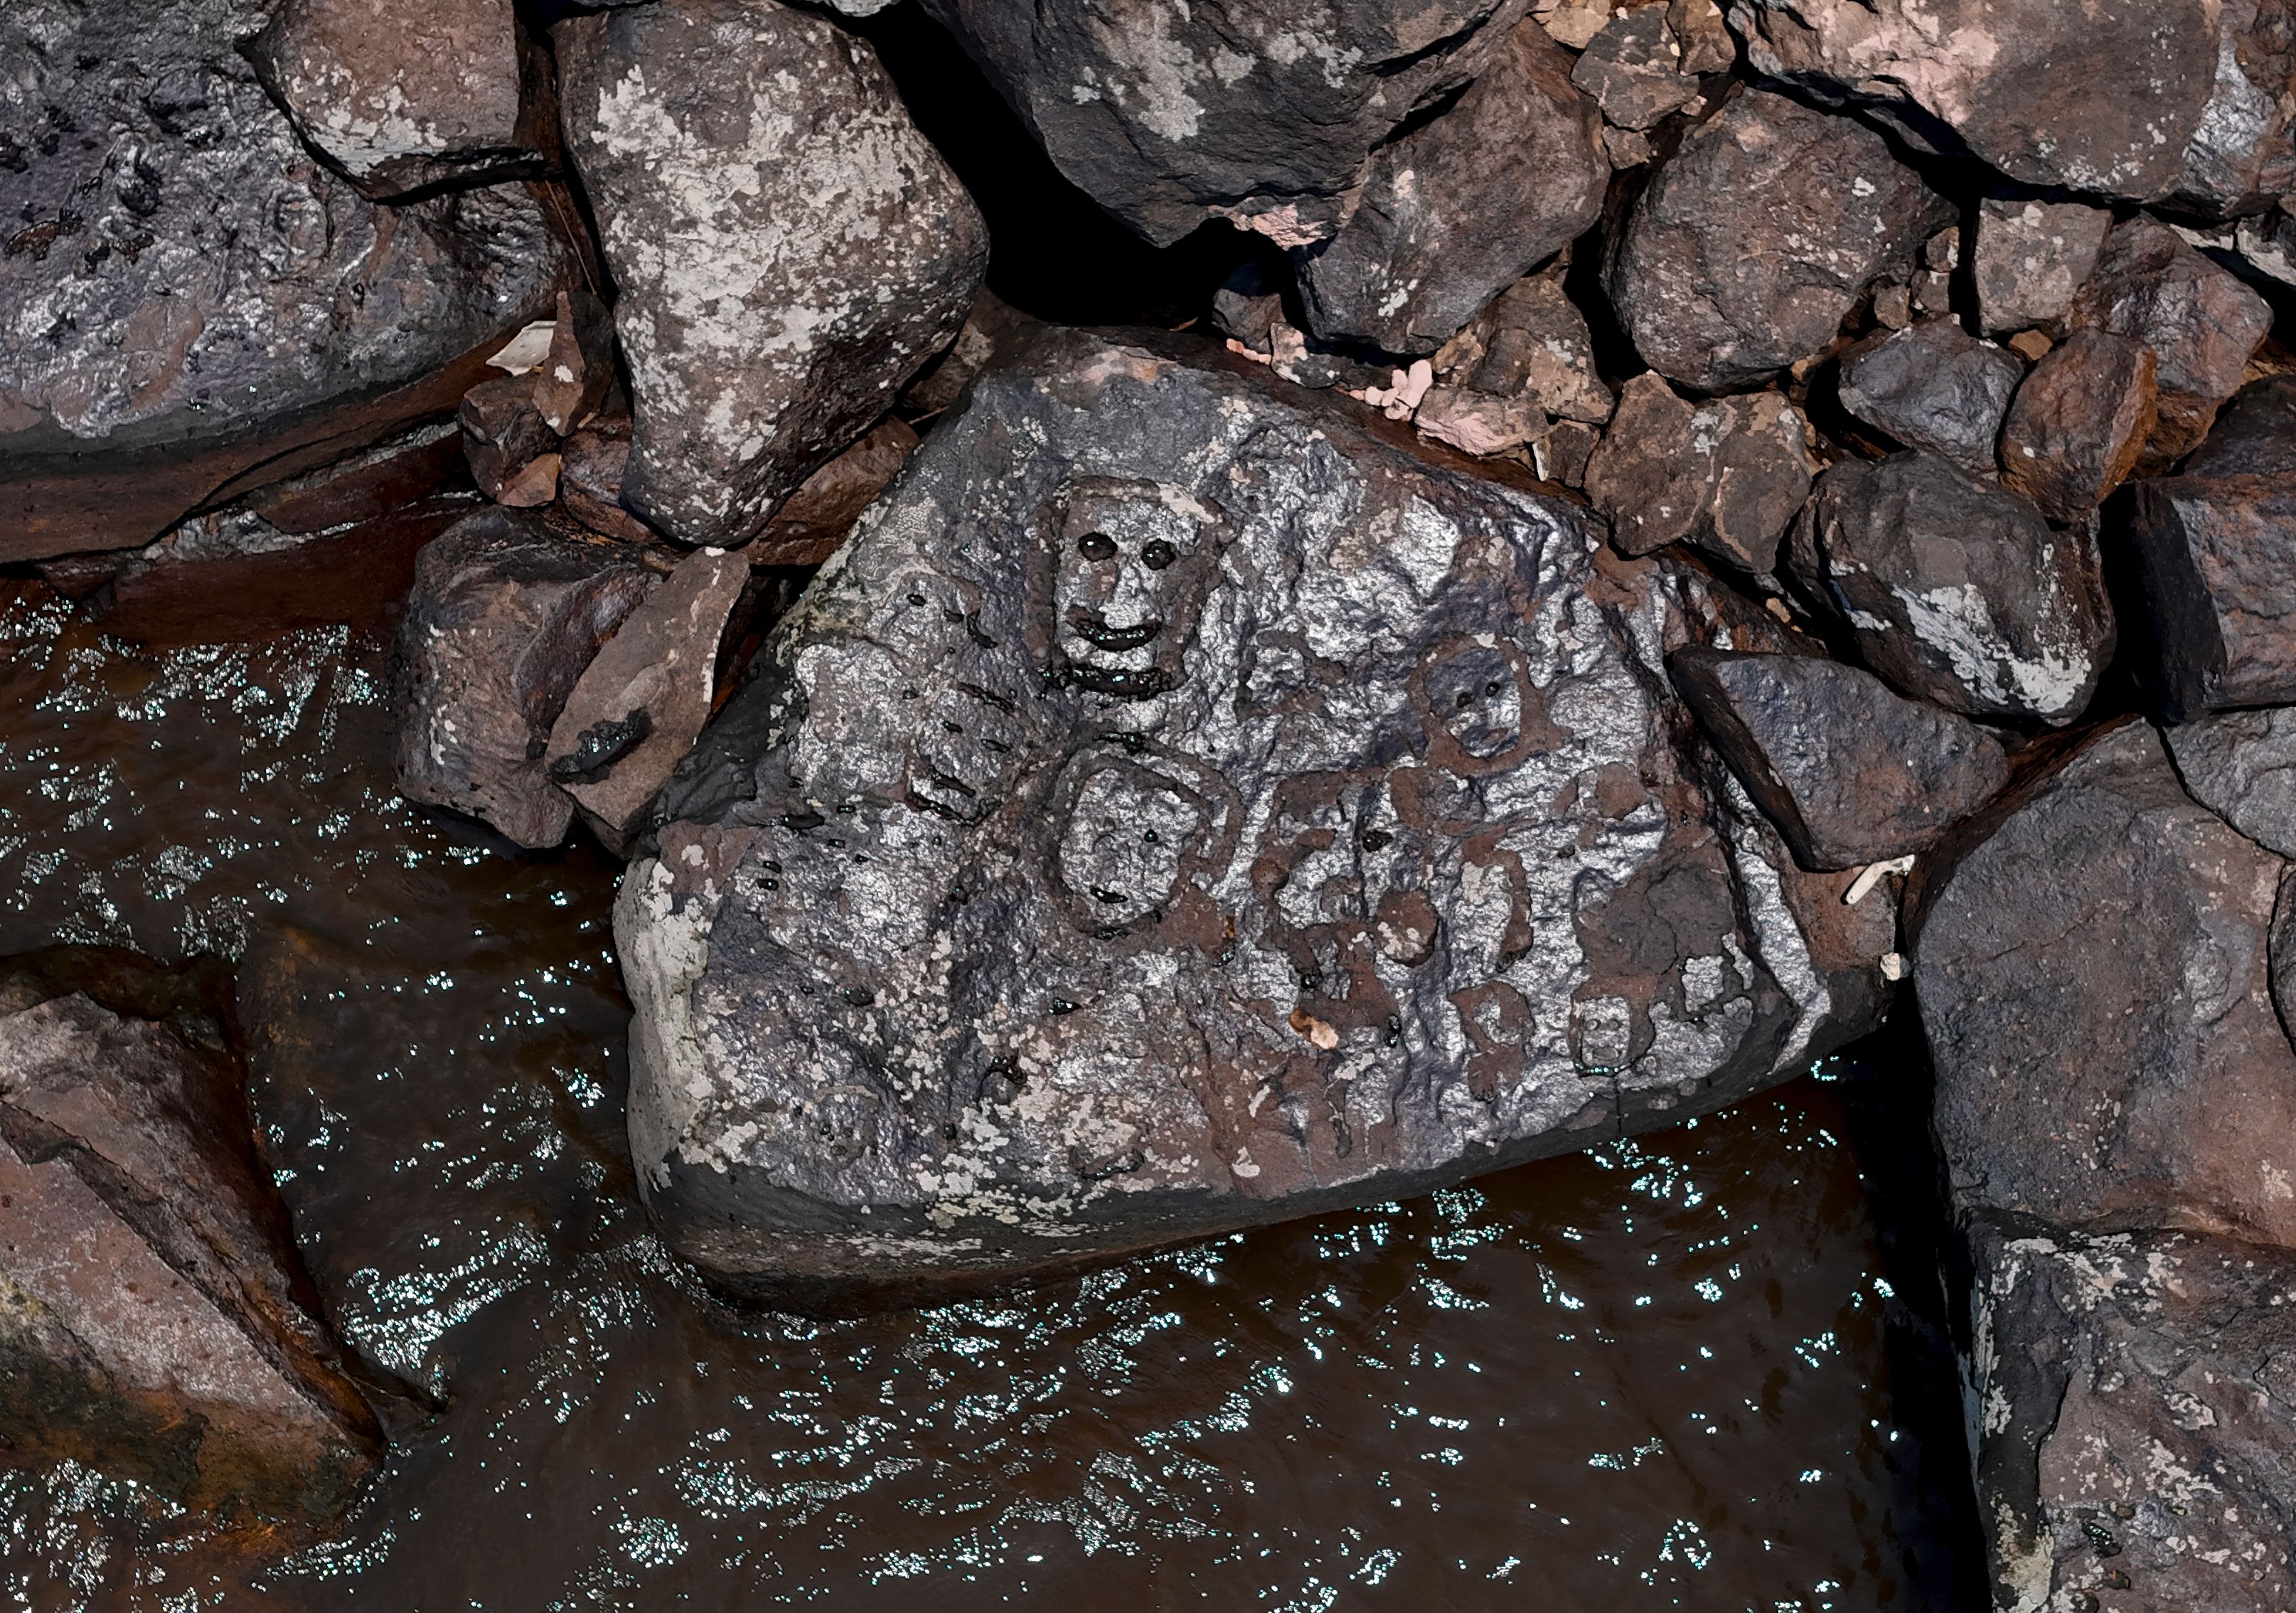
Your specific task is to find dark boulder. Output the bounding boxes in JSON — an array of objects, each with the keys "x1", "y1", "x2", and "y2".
[
  {"x1": 0, "y1": 0, "x2": 572, "y2": 563},
  {"x1": 1569, "y1": 7, "x2": 1703, "y2": 131},
  {"x1": 1294, "y1": 20, "x2": 1606, "y2": 357},
  {"x1": 1998, "y1": 330, "x2": 2158, "y2": 523},
  {"x1": 1584, "y1": 375, "x2": 1812, "y2": 572},
  {"x1": 1791, "y1": 452, "x2": 2113, "y2": 725},
  {"x1": 393, "y1": 509, "x2": 660, "y2": 848},
  {"x1": 0, "y1": 949, "x2": 380, "y2": 1520},
  {"x1": 555, "y1": 0, "x2": 987, "y2": 547},
  {"x1": 2166, "y1": 0, "x2": 2296, "y2": 218},
  {"x1": 1668, "y1": 647, "x2": 2009, "y2": 871},
  {"x1": 1965, "y1": 1220, "x2": 2296, "y2": 1613},
  {"x1": 913, "y1": 0, "x2": 1537, "y2": 247},
  {"x1": 2124, "y1": 472, "x2": 2296, "y2": 720},
  {"x1": 1835, "y1": 320, "x2": 2022, "y2": 475},
  {"x1": 1915, "y1": 720, "x2": 2296, "y2": 1247},
  {"x1": 2184, "y1": 373, "x2": 2296, "y2": 479},
  {"x1": 1606, "y1": 89, "x2": 1947, "y2": 390},
  {"x1": 615, "y1": 329, "x2": 1896, "y2": 1309},
  {"x1": 1972, "y1": 196, "x2": 2113, "y2": 336},
  {"x1": 2165, "y1": 706, "x2": 2296, "y2": 858}
]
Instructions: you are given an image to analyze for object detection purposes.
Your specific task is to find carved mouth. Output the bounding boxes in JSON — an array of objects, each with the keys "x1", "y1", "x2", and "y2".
[{"x1": 1069, "y1": 611, "x2": 1163, "y2": 651}]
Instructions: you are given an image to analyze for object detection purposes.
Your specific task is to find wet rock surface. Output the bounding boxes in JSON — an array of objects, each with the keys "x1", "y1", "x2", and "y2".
[
  {"x1": 2125, "y1": 472, "x2": 2296, "y2": 720},
  {"x1": 1997, "y1": 330, "x2": 2157, "y2": 523},
  {"x1": 0, "y1": 948, "x2": 380, "y2": 1521},
  {"x1": 1606, "y1": 89, "x2": 1947, "y2": 390},
  {"x1": 1835, "y1": 321, "x2": 2022, "y2": 476},
  {"x1": 0, "y1": 0, "x2": 571, "y2": 563},
  {"x1": 392, "y1": 509, "x2": 659, "y2": 848},
  {"x1": 616, "y1": 329, "x2": 1891, "y2": 1307},
  {"x1": 2165, "y1": 705, "x2": 2296, "y2": 857},
  {"x1": 555, "y1": 0, "x2": 987, "y2": 547},
  {"x1": 1669, "y1": 648, "x2": 2008, "y2": 871},
  {"x1": 1585, "y1": 377, "x2": 1813, "y2": 573},
  {"x1": 1791, "y1": 452, "x2": 2113, "y2": 725}
]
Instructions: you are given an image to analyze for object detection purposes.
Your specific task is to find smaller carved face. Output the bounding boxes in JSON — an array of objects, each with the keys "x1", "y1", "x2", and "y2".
[
  {"x1": 1045, "y1": 484, "x2": 1218, "y2": 698},
  {"x1": 1055, "y1": 761, "x2": 1205, "y2": 927},
  {"x1": 1424, "y1": 642, "x2": 1524, "y2": 760}
]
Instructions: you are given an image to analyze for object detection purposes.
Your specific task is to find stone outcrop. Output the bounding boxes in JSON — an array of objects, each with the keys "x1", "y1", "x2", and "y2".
[
  {"x1": 555, "y1": 0, "x2": 987, "y2": 547},
  {"x1": 0, "y1": 948, "x2": 381, "y2": 1521},
  {"x1": 1293, "y1": 21, "x2": 1605, "y2": 357},
  {"x1": 1584, "y1": 376, "x2": 1812, "y2": 573},
  {"x1": 0, "y1": 0, "x2": 572, "y2": 563},
  {"x1": 1606, "y1": 89, "x2": 1948, "y2": 390},
  {"x1": 1835, "y1": 321, "x2": 2022, "y2": 475},
  {"x1": 614, "y1": 329, "x2": 1895, "y2": 1310}
]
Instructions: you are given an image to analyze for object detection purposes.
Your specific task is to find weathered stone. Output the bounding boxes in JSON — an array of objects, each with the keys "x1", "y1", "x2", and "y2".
[
  {"x1": 556, "y1": 0, "x2": 988, "y2": 547},
  {"x1": 393, "y1": 509, "x2": 659, "y2": 848},
  {"x1": 1729, "y1": 0, "x2": 2224, "y2": 203},
  {"x1": 2004, "y1": 329, "x2": 2051, "y2": 362},
  {"x1": 1601, "y1": 124, "x2": 1656, "y2": 168},
  {"x1": 1792, "y1": 452, "x2": 2113, "y2": 725},
  {"x1": 2126, "y1": 474, "x2": 2296, "y2": 720},
  {"x1": 1414, "y1": 388, "x2": 1546, "y2": 457},
  {"x1": 1585, "y1": 375, "x2": 1812, "y2": 572},
  {"x1": 1535, "y1": 420, "x2": 1601, "y2": 486},
  {"x1": 1835, "y1": 320, "x2": 2022, "y2": 475},
  {"x1": 1570, "y1": 9, "x2": 1701, "y2": 130},
  {"x1": 1972, "y1": 198, "x2": 2113, "y2": 336},
  {"x1": 1442, "y1": 261, "x2": 1614, "y2": 426},
  {"x1": 556, "y1": 412, "x2": 656, "y2": 543},
  {"x1": 615, "y1": 328, "x2": 1894, "y2": 1309},
  {"x1": 2063, "y1": 216, "x2": 2274, "y2": 470},
  {"x1": 546, "y1": 547, "x2": 747, "y2": 856},
  {"x1": 1536, "y1": 0, "x2": 1612, "y2": 50},
  {"x1": 1669, "y1": 647, "x2": 2009, "y2": 871},
  {"x1": 2184, "y1": 373, "x2": 2296, "y2": 478},
  {"x1": 1210, "y1": 263, "x2": 1286, "y2": 353},
  {"x1": 0, "y1": 0, "x2": 572, "y2": 563},
  {"x1": 1998, "y1": 330, "x2": 2157, "y2": 523},
  {"x1": 1606, "y1": 89, "x2": 1947, "y2": 390},
  {"x1": 1916, "y1": 720, "x2": 2296, "y2": 1244},
  {"x1": 2165, "y1": 706, "x2": 2296, "y2": 857},
  {"x1": 0, "y1": 949, "x2": 381, "y2": 1519},
  {"x1": 1668, "y1": 0, "x2": 1737, "y2": 74},
  {"x1": 2167, "y1": 0, "x2": 2296, "y2": 219},
  {"x1": 1295, "y1": 21, "x2": 1605, "y2": 356},
  {"x1": 914, "y1": 0, "x2": 1537, "y2": 247},
  {"x1": 532, "y1": 288, "x2": 616, "y2": 437},
  {"x1": 752, "y1": 419, "x2": 922, "y2": 568},
  {"x1": 249, "y1": 0, "x2": 550, "y2": 201},
  {"x1": 459, "y1": 376, "x2": 559, "y2": 506},
  {"x1": 903, "y1": 287, "x2": 1036, "y2": 417},
  {"x1": 1965, "y1": 1221, "x2": 2296, "y2": 1613}
]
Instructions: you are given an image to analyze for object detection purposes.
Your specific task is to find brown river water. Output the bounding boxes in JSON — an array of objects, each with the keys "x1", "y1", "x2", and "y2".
[{"x1": 0, "y1": 579, "x2": 1981, "y2": 1609}]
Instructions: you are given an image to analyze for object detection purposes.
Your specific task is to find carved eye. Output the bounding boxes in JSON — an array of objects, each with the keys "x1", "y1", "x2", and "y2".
[
  {"x1": 1141, "y1": 539, "x2": 1178, "y2": 570},
  {"x1": 1077, "y1": 532, "x2": 1116, "y2": 561}
]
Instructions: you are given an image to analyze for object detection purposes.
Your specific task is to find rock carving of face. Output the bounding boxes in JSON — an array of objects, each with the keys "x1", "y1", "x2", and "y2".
[
  {"x1": 1042, "y1": 481, "x2": 1219, "y2": 698},
  {"x1": 1424, "y1": 641, "x2": 1525, "y2": 760}
]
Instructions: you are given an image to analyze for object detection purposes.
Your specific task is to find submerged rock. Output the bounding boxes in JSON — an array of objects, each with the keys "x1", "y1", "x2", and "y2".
[
  {"x1": 1606, "y1": 89, "x2": 1946, "y2": 390},
  {"x1": 616, "y1": 329, "x2": 1894, "y2": 1309},
  {"x1": 0, "y1": 949, "x2": 380, "y2": 1519},
  {"x1": 555, "y1": 0, "x2": 987, "y2": 547}
]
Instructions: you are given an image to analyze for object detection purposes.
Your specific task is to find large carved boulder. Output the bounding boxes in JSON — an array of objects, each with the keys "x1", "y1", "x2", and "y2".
[
  {"x1": 616, "y1": 329, "x2": 1896, "y2": 1310},
  {"x1": 555, "y1": 0, "x2": 987, "y2": 548},
  {"x1": 0, "y1": 0, "x2": 572, "y2": 563}
]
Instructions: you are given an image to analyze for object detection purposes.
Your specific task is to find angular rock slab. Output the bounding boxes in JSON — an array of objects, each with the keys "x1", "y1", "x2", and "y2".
[
  {"x1": 1293, "y1": 19, "x2": 1606, "y2": 357},
  {"x1": 0, "y1": 0, "x2": 571, "y2": 562},
  {"x1": 0, "y1": 952, "x2": 380, "y2": 1518},
  {"x1": 1967, "y1": 1221, "x2": 2296, "y2": 1613},
  {"x1": 618, "y1": 329, "x2": 1894, "y2": 1309},
  {"x1": 1972, "y1": 196, "x2": 2113, "y2": 336},
  {"x1": 1915, "y1": 720, "x2": 2296, "y2": 1247},
  {"x1": 916, "y1": 0, "x2": 1536, "y2": 248},
  {"x1": 2185, "y1": 373, "x2": 2296, "y2": 479},
  {"x1": 1835, "y1": 320, "x2": 2021, "y2": 476},
  {"x1": 556, "y1": 0, "x2": 988, "y2": 547},
  {"x1": 1669, "y1": 648, "x2": 2008, "y2": 871},
  {"x1": 2125, "y1": 472, "x2": 2296, "y2": 720},
  {"x1": 1584, "y1": 376, "x2": 1812, "y2": 573},
  {"x1": 2167, "y1": 706, "x2": 2296, "y2": 858},
  {"x1": 1997, "y1": 329, "x2": 2157, "y2": 523},
  {"x1": 1606, "y1": 89, "x2": 1946, "y2": 390}
]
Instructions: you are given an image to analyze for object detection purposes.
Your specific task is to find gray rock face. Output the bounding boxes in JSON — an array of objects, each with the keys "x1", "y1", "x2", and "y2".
[
  {"x1": 1569, "y1": 7, "x2": 1702, "y2": 131},
  {"x1": 250, "y1": 0, "x2": 549, "y2": 201},
  {"x1": 2185, "y1": 373, "x2": 2296, "y2": 479},
  {"x1": 1835, "y1": 321, "x2": 2022, "y2": 475},
  {"x1": 1729, "y1": 0, "x2": 2223, "y2": 203},
  {"x1": 1294, "y1": 20, "x2": 1606, "y2": 357},
  {"x1": 2167, "y1": 706, "x2": 2296, "y2": 858},
  {"x1": 556, "y1": 0, "x2": 988, "y2": 547},
  {"x1": 1606, "y1": 89, "x2": 1947, "y2": 390},
  {"x1": 1669, "y1": 648, "x2": 2008, "y2": 871},
  {"x1": 1916, "y1": 720, "x2": 2296, "y2": 1248},
  {"x1": 914, "y1": 0, "x2": 1534, "y2": 247},
  {"x1": 2125, "y1": 473, "x2": 2296, "y2": 720},
  {"x1": 393, "y1": 509, "x2": 661, "y2": 848},
  {"x1": 1972, "y1": 197, "x2": 2113, "y2": 336},
  {"x1": 0, "y1": 0, "x2": 572, "y2": 563},
  {"x1": 1791, "y1": 452, "x2": 2113, "y2": 726},
  {"x1": 2167, "y1": 0, "x2": 2296, "y2": 218},
  {"x1": 1966, "y1": 1221, "x2": 2296, "y2": 1613},
  {"x1": 616, "y1": 329, "x2": 1894, "y2": 1309},
  {"x1": 1584, "y1": 376, "x2": 1812, "y2": 573}
]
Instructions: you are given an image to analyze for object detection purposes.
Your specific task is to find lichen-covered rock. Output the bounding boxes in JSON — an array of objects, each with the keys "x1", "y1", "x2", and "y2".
[
  {"x1": 1729, "y1": 0, "x2": 2224, "y2": 203},
  {"x1": 2125, "y1": 473, "x2": 2296, "y2": 720},
  {"x1": 0, "y1": 949, "x2": 381, "y2": 1520},
  {"x1": 249, "y1": 0, "x2": 551, "y2": 201},
  {"x1": 0, "y1": 0, "x2": 572, "y2": 563},
  {"x1": 1294, "y1": 20, "x2": 1605, "y2": 357},
  {"x1": 1915, "y1": 720, "x2": 2296, "y2": 1247},
  {"x1": 555, "y1": 0, "x2": 987, "y2": 547},
  {"x1": 1585, "y1": 375, "x2": 1812, "y2": 573},
  {"x1": 1972, "y1": 196, "x2": 2113, "y2": 336},
  {"x1": 1835, "y1": 320, "x2": 2022, "y2": 475},
  {"x1": 393, "y1": 509, "x2": 660, "y2": 848},
  {"x1": 914, "y1": 0, "x2": 1536, "y2": 247},
  {"x1": 616, "y1": 329, "x2": 1894, "y2": 1309},
  {"x1": 1606, "y1": 89, "x2": 1947, "y2": 390},
  {"x1": 1669, "y1": 647, "x2": 2009, "y2": 871},
  {"x1": 1791, "y1": 452, "x2": 2113, "y2": 726},
  {"x1": 1998, "y1": 330, "x2": 2157, "y2": 523},
  {"x1": 2166, "y1": 706, "x2": 2296, "y2": 858},
  {"x1": 1965, "y1": 1221, "x2": 2296, "y2": 1613}
]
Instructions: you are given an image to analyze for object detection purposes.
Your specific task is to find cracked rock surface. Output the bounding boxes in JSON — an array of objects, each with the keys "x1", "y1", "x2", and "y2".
[{"x1": 614, "y1": 329, "x2": 1891, "y2": 1309}]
